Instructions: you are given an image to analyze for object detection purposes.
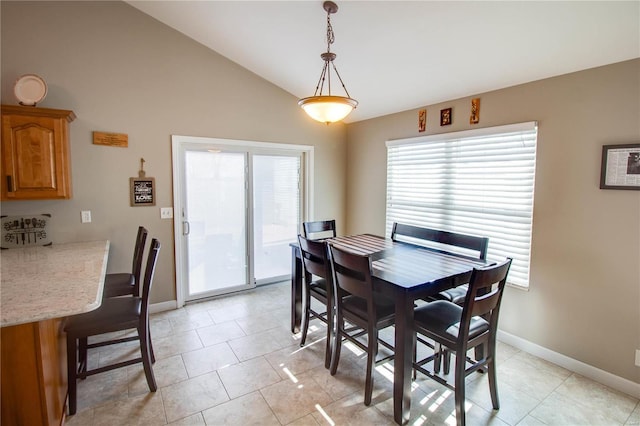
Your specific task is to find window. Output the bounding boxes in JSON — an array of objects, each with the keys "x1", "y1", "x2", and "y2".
[{"x1": 386, "y1": 122, "x2": 537, "y2": 288}]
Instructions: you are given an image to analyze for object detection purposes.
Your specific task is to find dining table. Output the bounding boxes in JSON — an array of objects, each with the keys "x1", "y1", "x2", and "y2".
[{"x1": 290, "y1": 233, "x2": 488, "y2": 425}]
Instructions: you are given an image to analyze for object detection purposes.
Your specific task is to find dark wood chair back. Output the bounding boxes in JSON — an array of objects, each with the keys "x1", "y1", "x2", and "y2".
[
  {"x1": 328, "y1": 244, "x2": 375, "y2": 316},
  {"x1": 460, "y1": 258, "x2": 511, "y2": 343},
  {"x1": 132, "y1": 226, "x2": 149, "y2": 295},
  {"x1": 140, "y1": 238, "x2": 161, "y2": 318},
  {"x1": 298, "y1": 235, "x2": 331, "y2": 279},
  {"x1": 391, "y1": 222, "x2": 488, "y2": 260},
  {"x1": 303, "y1": 220, "x2": 336, "y2": 240}
]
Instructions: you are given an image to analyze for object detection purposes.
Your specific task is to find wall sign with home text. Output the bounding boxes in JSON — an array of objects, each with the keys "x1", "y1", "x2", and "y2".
[{"x1": 130, "y1": 177, "x2": 156, "y2": 206}]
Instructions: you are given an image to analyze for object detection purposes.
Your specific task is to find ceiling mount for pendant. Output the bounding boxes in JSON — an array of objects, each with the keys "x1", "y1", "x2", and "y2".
[{"x1": 298, "y1": 1, "x2": 358, "y2": 124}]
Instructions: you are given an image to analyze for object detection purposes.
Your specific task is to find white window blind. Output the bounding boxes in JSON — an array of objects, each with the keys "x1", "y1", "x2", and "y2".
[{"x1": 385, "y1": 122, "x2": 538, "y2": 288}]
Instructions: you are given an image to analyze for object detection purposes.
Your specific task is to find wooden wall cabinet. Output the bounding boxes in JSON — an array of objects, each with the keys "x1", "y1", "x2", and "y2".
[{"x1": 1, "y1": 105, "x2": 76, "y2": 200}]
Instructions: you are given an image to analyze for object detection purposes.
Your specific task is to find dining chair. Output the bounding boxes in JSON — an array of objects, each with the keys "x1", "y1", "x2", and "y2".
[
  {"x1": 297, "y1": 235, "x2": 333, "y2": 368},
  {"x1": 412, "y1": 258, "x2": 512, "y2": 426},
  {"x1": 328, "y1": 243, "x2": 395, "y2": 406},
  {"x1": 103, "y1": 226, "x2": 148, "y2": 298},
  {"x1": 303, "y1": 219, "x2": 336, "y2": 240},
  {"x1": 64, "y1": 238, "x2": 161, "y2": 415}
]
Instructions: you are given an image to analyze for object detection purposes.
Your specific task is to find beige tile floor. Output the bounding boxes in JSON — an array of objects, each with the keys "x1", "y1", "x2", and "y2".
[{"x1": 67, "y1": 281, "x2": 640, "y2": 425}]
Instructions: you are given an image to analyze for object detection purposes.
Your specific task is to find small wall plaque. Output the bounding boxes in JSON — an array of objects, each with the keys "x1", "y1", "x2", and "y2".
[
  {"x1": 418, "y1": 109, "x2": 427, "y2": 132},
  {"x1": 1, "y1": 214, "x2": 52, "y2": 248},
  {"x1": 440, "y1": 108, "x2": 452, "y2": 126},
  {"x1": 130, "y1": 178, "x2": 155, "y2": 206},
  {"x1": 93, "y1": 131, "x2": 128, "y2": 147},
  {"x1": 470, "y1": 98, "x2": 480, "y2": 124}
]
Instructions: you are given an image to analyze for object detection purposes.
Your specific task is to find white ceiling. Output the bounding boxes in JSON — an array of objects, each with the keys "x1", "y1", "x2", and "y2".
[{"x1": 127, "y1": 1, "x2": 640, "y2": 123}]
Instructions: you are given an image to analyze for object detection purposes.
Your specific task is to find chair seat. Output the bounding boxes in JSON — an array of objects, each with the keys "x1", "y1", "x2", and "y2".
[
  {"x1": 65, "y1": 297, "x2": 141, "y2": 336},
  {"x1": 103, "y1": 273, "x2": 135, "y2": 298},
  {"x1": 433, "y1": 284, "x2": 468, "y2": 305},
  {"x1": 342, "y1": 293, "x2": 395, "y2": 324},
  {"x1": 414, "y1": 300, "x2": 489, "y2": 340},
  {"x1": 309, "y1": 278, "x2": 328, "y2": 298}
]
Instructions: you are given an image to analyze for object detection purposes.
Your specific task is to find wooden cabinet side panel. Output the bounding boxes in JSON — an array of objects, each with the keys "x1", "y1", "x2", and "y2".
[
  {"x1": 1, "y1": 322, "x2": 47, "y2": 425},
  {"x1": 37, "y1": 318, "x2": 68, "y2": 426}
]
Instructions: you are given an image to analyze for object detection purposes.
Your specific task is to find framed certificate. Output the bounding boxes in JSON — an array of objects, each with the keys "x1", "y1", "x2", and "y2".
[{"x1": 600, "y1": 143, "x2": 640, "y2": 190}]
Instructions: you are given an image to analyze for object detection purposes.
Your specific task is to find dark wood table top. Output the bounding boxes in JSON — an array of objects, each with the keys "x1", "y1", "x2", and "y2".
[{"x1": 329, "y1": 233, "x2": 487, "y2": 291}]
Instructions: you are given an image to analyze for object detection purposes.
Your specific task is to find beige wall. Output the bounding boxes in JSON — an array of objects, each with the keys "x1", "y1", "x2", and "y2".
[
  {"x1": 346, "y1": 59, "x2": 640, "y2": 383},
  {"x1": 1, "y1": 1, "x2": 346, "y2": 303},
  {"x1": 2, "y1": 0, "x2": 638, "y2": 388}
]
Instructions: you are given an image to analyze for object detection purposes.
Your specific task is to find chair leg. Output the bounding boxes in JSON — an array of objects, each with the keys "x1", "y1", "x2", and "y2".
[
  {"x1": 66, "y1": 335, "x2": 78, "y2": 415},
  {"x1": 78, "y1": 337, "x2": 88, "y2": 376},
  {"x1": 324, "y1": 302, "x2": 333, "y2": 369},
  {"x1": 487, "y1": 340, "x2": 500, "y2": 409},
  {"x1": 300, "y1": 290, "x2": 311, "y2": 347},
  {"x1": 147, "y1": 317, "x2": 155, "y2": 364},
  {"x1": 139, "y1": 326, "x2": 157, "y2": 392},
  {"x1": 412, "y1": 334, "x2": 417, "y2": 380},
  {"x1": 364, "y1": 327, "x2": 377, "y2": 406},
  {"x1": 434, "y1": 342, "x2": 442, "y2": 374},
  {"x1": 454, "y1": 349, "x2": 467, "y2": 426},
  {"x1": 329, "y1": 315, "x2": 343, "y2": 376},
  {"x1": 443, "y1": 349, "x2": 452, "y2": 375}
]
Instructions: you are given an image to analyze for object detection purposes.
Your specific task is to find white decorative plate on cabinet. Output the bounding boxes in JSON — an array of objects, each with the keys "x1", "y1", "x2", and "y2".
[{"x1": 14, "y1": 74, "x2": 48, "y2": 106}]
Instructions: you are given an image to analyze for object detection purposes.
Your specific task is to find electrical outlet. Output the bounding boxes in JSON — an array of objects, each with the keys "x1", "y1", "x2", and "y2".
[
  {"x1": 636, "y1": 350, "x2": 640, "y2": 367},
  {"x1": 160, "y1": 207, "x2": 174, "y2": 219},
  {"x1": 81, "y1": 210, "x2": 92, "y2": 223}
]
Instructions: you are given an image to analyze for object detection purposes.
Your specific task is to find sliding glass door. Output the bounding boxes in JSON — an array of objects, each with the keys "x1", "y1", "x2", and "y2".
[
  {"x1": 172, "y1": 136, "x2": 310, "y2": 305},
  {"x1": 184, "y1": 150, "x2": 249, "y2": 297},
  {"x1": 253, "y1": 155, "x2": 300, "y2": 284}
]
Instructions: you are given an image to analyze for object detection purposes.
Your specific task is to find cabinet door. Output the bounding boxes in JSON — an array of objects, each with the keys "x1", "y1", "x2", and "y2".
[{"x1": 1, "y1": 113, "x2": 72, "y2": 200}]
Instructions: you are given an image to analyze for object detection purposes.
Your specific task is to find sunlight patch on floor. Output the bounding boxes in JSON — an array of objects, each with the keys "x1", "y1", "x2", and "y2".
[
  {"x1": 282, "y1": 366, "x2": 298, "y2": 383},
  {"x1": 315, "y1": 404, "x2": 335, "y2": 425}
]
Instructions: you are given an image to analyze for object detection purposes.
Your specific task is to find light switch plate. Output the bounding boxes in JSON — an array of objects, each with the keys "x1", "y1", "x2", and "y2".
[
  {"x1": 160, "y1": 207, "x2": 173, "y2": 219},
  {"x1": 635, "y1": 349, "x2": 640, "y2": 367},
  {"x1": 81, "y1": 210, "x2": 92, "y2": 223}
]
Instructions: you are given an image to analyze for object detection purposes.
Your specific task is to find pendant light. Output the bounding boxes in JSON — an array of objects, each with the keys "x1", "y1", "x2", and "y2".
[{"x1": 298, "y1": 1, "x2": 358, "y2": 124}]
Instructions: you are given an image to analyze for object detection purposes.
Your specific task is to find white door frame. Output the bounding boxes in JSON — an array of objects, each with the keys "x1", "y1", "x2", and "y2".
[{"x1": 171, "y1": 135, "x2": 314, "y2": 308}]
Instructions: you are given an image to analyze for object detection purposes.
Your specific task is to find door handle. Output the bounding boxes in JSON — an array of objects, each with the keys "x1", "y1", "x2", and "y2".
[{"x1": 183, "y1": 221, "x2": 190, "y2": 236}]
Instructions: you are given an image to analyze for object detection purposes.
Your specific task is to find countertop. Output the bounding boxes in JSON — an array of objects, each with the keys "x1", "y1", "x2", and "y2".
[{"x1": 0, "y1": 240, "x2": 110, "y2": 327}]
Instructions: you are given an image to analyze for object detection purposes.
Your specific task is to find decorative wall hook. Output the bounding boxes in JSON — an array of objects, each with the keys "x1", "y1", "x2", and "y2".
[{"x1": 138, "y1": 158, "x2": 146, "y2": 178}]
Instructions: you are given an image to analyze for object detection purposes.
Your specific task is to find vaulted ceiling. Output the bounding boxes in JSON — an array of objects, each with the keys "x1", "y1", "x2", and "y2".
[{"x1": 127, "y1": 1, "x2": 640, "y2": 123}]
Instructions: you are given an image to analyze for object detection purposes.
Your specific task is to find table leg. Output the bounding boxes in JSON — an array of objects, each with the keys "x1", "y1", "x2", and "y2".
[
  {"x1": 290, "y1": 245, "x2": 303, "y2": 333},
  {"x1": 394, "y1": 291, "x2": 414, "y2": 424}
]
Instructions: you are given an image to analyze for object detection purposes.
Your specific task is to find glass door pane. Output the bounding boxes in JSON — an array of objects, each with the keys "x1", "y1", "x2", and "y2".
[
  {"x1": 184, "y1": 150, "x2": 249, "y2": 299},
  {"x1": 253, "y1": 154, "x2": 300, "y2": 283}
]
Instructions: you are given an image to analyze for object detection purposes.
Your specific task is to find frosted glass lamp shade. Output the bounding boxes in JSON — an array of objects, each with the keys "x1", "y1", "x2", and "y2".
[{"x1": 298, "y1": 95, "x2": 358, "y2": 124}]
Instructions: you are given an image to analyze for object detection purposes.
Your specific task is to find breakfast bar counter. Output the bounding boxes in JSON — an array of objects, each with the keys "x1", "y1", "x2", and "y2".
[{"x1": 1, "y1": 240, "x2": 110, "y2": 425}]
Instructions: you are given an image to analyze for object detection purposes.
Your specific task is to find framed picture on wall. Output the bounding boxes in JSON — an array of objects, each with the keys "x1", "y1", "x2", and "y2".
[
  {"x1": 130, "y1": 177, "x2": 156, "y2": 206},
  {"x1": 600, "y1": 143, "x2": 640, "y2": 190},
  {"x1": 418, "y1": 109, "x2": 426, "y2": 132},
  {"x1": 440, "y1": 108, "x2": 452, "y2": 126}
]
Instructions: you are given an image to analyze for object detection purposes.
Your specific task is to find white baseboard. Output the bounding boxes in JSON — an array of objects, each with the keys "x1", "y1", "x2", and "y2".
[
  {"x1": 498, "y1": 330, "x2": 640, "y2": 399},
  {"x1": 149, "y1": 300, "x2": 177, "y2": 314}
]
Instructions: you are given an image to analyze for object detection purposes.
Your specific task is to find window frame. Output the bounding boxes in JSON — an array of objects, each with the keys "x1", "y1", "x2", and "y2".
[{"x1": 385, "y1": 121, "x2": 538, "y2": 288}]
